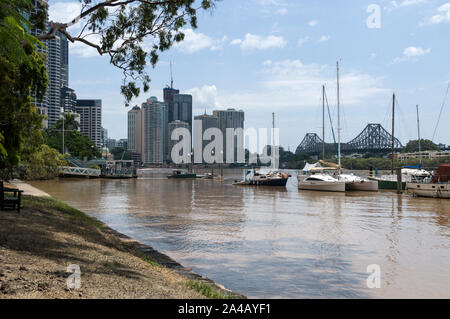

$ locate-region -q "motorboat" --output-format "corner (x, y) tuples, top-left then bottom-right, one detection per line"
(369, 167), (431, 190)
(234, 168), (290, 187)
(406, 164), (450, 199)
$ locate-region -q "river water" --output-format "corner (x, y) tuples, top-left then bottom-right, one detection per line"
(30, 170), (450, 298)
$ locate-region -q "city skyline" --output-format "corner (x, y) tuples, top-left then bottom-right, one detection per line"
(48, 0), (450, 150)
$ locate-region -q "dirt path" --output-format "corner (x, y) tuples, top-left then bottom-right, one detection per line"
(8, 179), (51, 197)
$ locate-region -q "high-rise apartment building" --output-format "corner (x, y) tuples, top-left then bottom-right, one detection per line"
(127, 106), (142, 156)
(61, 86), (77, 113)
(168, 120), (190, 163)
(76, 99), (102, 148)
(213, 109), (245, 162)
(30, 1), (69, 128)
(142, 97), (168, 164)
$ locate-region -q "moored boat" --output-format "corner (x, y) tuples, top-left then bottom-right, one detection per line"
(338, 174), (378, 191)
(298, 173), (346, 192)
(167, 170), (197, 179)
(234, 169), (290, 187)
(406, 164), (450, 199)
(369, 167), (431, 190)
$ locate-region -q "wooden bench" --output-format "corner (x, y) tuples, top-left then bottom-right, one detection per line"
(0, 181), (23, 213)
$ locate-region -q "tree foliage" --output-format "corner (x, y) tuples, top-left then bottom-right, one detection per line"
(0, 0), (48, 178)
(403, 139), (440, 153)
(18, 144), (68, 180)
(36, 0), (217, 105)
(44, 113), (101, 160)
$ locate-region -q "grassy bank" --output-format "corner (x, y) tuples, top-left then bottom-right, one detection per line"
(0, 195), (234, 299)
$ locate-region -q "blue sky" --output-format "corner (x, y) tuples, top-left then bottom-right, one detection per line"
(49, 0), (450, 150)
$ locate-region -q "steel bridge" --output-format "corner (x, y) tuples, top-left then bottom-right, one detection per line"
(295, 124), (403, 155)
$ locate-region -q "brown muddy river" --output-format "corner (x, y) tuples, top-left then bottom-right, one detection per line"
(30, 170), (450, 298)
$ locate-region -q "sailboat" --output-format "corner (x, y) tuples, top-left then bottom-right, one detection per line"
(234, 113), (290, 187)
(368, 97), (430, 189)
(333, 63), (378, 191)
(298, 65), (346, 192)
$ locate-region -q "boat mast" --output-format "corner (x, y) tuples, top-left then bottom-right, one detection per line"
(337, 61), (341, 171)
(322, 85), (325, 160)
(272, 112), (276, 170)
(391, 93), (395, 174)
(417, 104), (422, 165)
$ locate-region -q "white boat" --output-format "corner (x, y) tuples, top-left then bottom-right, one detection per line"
(406, 164), (450, 199)
(338, 174), (379, 191)
(406, 183), (450, 199)
(317, 160), (378, 192)
(298, 173), (346, 192)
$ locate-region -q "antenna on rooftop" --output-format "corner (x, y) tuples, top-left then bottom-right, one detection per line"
(170, 61), (174, 89)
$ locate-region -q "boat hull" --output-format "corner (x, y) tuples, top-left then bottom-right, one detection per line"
(298, 181), (346, 192)
(234, 178), (288, 187)
(368, 177), (406, 190)
(345, 180), (378, 191)
(167, 174), (197, 179)
(406, 183), (450, 199)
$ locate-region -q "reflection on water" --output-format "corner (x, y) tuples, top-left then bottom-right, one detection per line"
(31, 170), (450, 298)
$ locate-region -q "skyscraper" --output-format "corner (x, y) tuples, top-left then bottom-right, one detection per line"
(168, 120), (190, 163)
(30, 1), (69, 128)
(142, 97), (168, 164)
(173, 94), (193, 132)
(76, 99), (102, 148)
(213, 109), (245, 162)
(127, 106), (142, 156)
(101, 127), (108, 148)
(30, 0), (49, 126)
(61, 86), (77, 113)
(163, 87), (180, 122)
(194, 113), (219, 161)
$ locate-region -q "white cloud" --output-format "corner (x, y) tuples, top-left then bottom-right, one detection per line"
(317, 35), (331, 43)
(308, 20), (318, 27)
(231, 33), (287, 51)
(216, 59), (387, 112)
(420, 2), (450, 25)
(48, 1), (83, 31)
(297, 37), (310, 47)
(48, 1), (82, 23)
(275, 8), (288, 15)
(185, 85), (221, 113)
(393, 46), (431, 62)
(385, 0), (429, 12)
(174, 29), (228, 53)
(69, 34), (101, 58)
